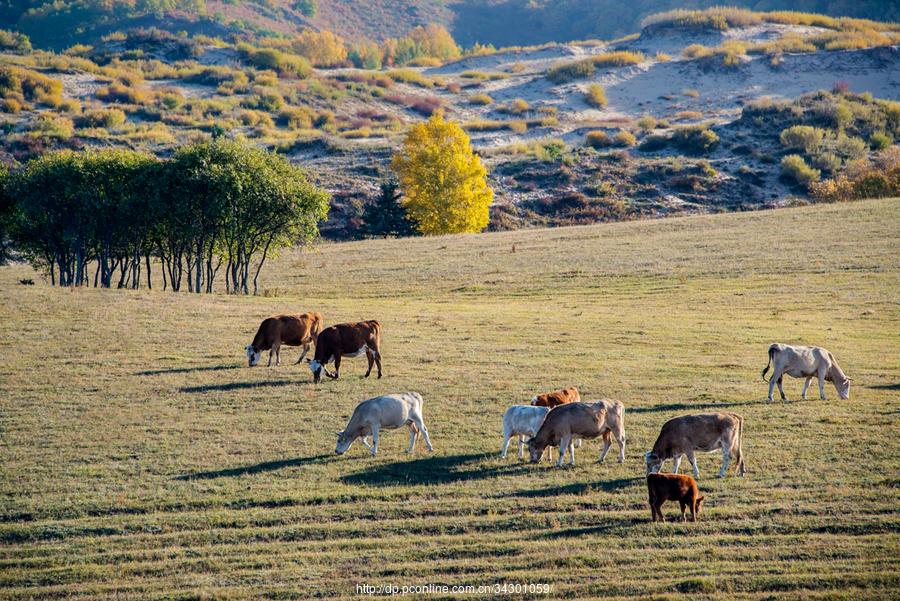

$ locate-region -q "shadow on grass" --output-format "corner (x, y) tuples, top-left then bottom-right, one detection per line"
(629, 400), (765, 414)
(176, 454), (332, 480)
(138, 364), (241, 376)
(542, 516), (645, 538)
(502, 477), (642, 498)
(179, 380), (296, 393)
(340, 452), (531, 486)
(869, 383), (900, 391)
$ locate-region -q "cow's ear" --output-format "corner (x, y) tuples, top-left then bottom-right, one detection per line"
(304, 358), (311, 363)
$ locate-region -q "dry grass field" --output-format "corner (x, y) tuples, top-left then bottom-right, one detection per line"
(1, 198), (899, 600)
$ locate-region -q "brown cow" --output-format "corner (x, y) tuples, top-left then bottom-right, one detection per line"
(308, 320), (382, 383)
(245, 312), (324, 367)
(531, 387), (580, 408)
(527, 400), (626, 467)
(645, 412), (745, 478)
(647, 473), (705, 522)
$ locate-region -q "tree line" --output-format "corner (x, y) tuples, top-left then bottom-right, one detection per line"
(0, 139), (329, 294)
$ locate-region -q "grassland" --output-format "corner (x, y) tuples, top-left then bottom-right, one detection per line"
(1, 198), (899, 599)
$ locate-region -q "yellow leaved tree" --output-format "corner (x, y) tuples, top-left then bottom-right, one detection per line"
(391, 112), (493, 235)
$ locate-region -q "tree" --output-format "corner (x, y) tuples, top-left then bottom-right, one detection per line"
(0, 163), (13, 264)
(391, 112), (493, 235)
(361, 179), (415, 238)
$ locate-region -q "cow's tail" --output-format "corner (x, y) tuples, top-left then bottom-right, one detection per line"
(735, 415), (745, 475)
(761, 345), (775, 382)
(312, 313), (325, 341)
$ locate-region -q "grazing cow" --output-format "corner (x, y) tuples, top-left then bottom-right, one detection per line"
(528, 400), (626, 467)
(531, 387), (581, 408)
(647, 473), (705, 522)
(501, 405), (552, 461)
(245, 312), (324, 367)
(335, 392), (433, 456)
(761, 343), (851, 402)
(308, 320), (382, 383)
(645, 412), (745, 478)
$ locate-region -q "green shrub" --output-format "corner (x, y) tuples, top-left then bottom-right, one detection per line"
(96, 84), (152, 105)
(639, 134), (669, 152)
(671, 126), (719, 153)
(833, 133), (868, 160)
(780, 125), (826, 153)
(76, 108), (127, 129)
(29, 114), (74, 139)
(585, 84), (608, 108)
(546, 59), (595, 84)
(0, 66), (63, 107)
(237, 43), (312, 78)
(636, 116), (657, 130)
(1, 98), (21, 113)
(781, 154), (820, 187)
(468, 93), (493, 105)
(810, 152), (842, 173)
(869, 131), (892, 150)
(279, 106), (314, 129)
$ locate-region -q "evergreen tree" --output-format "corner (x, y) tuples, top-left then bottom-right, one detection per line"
(361, 179), (415, 238)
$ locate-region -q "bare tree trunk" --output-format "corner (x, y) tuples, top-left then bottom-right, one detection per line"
(145, 254), (152, 290)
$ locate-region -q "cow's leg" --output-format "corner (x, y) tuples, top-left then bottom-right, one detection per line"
(654, 502), (665, 522)
(517, 435), (526, 459)
(331, 355), (341, 379)
(411, 414), (433, 451)
(364, 349), (375, 378)
(801, 377), (812, 400)
(672, 454), (683, 474)
(500, 431), (511, 458)
(296, 343), (310, 364)
(767, 367), (782, 401)
(406, 424), (418, 454)
(598, 431), (612, 463)
(557, 434), (572, 467)
(373, 351), (383, 379)
(680, 501), (688, 522)
(718, 446), (731, 478)
(267, 349), (274, 367)
(777, 375), (787, 401)
(370, 426), (380, 457)
(818, 367), (827, 400)
(687, 450), (700, 478)
(616, 430), (626, 463)
(575, 438), (582, 448)
(360, 436), (372, 451)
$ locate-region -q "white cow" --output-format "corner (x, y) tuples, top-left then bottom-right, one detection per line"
(335, 392), (433, 456)
(501, 405), (550, 460)
(761, 343), (851, 402)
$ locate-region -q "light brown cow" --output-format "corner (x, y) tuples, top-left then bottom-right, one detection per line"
(761, 343), (851, 402)
(528, 400), (626, 467)
(647, 473), (705, 522)
(645, 413), (745, 478)
(245, 312), (324, 367)
(531, 387), (581, 408)
(308, 320), (382, 383)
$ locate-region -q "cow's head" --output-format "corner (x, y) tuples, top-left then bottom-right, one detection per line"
(836, 376), (851, 400)
(645, 451), (662, 474)
(527, 438), (545, 463)
(308, 358), (323, 383)
(335, 430), (352, 454)
(245, 344), (261, 367)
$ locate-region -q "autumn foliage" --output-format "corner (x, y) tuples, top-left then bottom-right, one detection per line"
(391, 112), (493, 235)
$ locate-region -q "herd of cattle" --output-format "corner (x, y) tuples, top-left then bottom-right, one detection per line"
(245, 312), (853, 522)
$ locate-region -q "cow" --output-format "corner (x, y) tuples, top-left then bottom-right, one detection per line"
(245, 312), (324, 367)
(335, 392), (432, 456)
(647, 473), (705, 522)
(501, 405), (552, 461)
(528, 400), (626, 467)
(761, 343), (851, 402)
(531, 387), (581, 408)
(308, 320), (382, 384)
(645, 412), (745, 478)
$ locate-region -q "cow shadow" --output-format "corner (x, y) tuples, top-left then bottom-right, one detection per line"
(502, 476), (642, 498)
(543, 516), (645, 539)
(138, 364), (240, 376)
(175, 453), (332, 480)
(869, 383), (900, 391)
(340, 452), (531, 486)
(179, 380), (296, 393)
(629, 400), (764, 414)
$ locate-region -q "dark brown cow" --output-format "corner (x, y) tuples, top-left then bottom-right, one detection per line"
(647, 473), (705, 522)
(531, 387), (580, 408)
(308, 320), (382, 383)
(246, 312), (324, 367)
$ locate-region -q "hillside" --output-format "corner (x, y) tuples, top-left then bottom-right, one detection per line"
(1, 198), (898, 598)
(1, 7), (899, 238)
